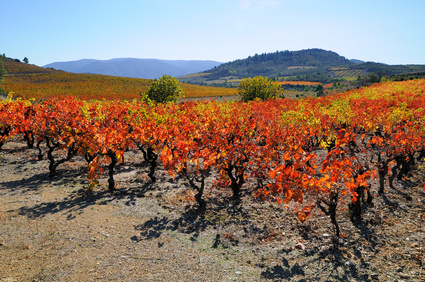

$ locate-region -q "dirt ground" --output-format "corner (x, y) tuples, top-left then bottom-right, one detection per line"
(1, 139), (424, 281)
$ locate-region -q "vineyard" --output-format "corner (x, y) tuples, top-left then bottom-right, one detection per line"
(2, 78), (425, 231)
(275, 81), (323, 86)
(2, 59), (237, 100)
(1, 79), (425, 280)
(330, 67), (364, 80)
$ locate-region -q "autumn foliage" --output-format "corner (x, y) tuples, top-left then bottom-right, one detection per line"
(1, 79), (425, 236)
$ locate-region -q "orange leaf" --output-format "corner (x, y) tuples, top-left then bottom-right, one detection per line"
(295, 206), (311, 223)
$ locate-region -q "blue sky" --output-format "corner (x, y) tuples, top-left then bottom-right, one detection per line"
(2, 0), (425, 66)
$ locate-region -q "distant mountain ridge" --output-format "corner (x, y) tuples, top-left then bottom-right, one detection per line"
(43, 49), (425, 85)
(44, 58), (222, 79)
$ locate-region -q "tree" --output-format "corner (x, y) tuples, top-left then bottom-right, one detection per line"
(142, 74), (185, 103)
(0, 57), (6, 95)
(315, 84), (324, 97)
(237, 76), (279, 102)
(0, 57), (5, 77)
(23, 57), (29, 64)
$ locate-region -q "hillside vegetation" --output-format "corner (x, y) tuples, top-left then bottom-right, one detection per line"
(2, 58), (236, 100)
(179, 48), (425, 86)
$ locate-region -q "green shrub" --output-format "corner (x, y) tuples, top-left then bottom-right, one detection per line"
(142, 74), (184, 103)
(237, 76), (279, 101)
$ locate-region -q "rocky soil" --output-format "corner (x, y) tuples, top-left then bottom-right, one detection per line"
(1, 139), (424, 281)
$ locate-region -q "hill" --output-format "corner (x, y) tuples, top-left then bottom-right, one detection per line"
(179, 48), (425, 86)
(44, 58), (222, 79)
(1, 57), (236, 100)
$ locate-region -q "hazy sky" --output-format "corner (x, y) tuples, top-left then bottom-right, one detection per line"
(2, 0), (425, 66)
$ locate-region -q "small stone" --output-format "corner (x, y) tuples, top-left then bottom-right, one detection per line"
(399, 273), (410, 279)
(323, 233), (330, 238)
(295, 242), (306, 250)
(345, 261), (354, 267)
(235, 271), (242, 275)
